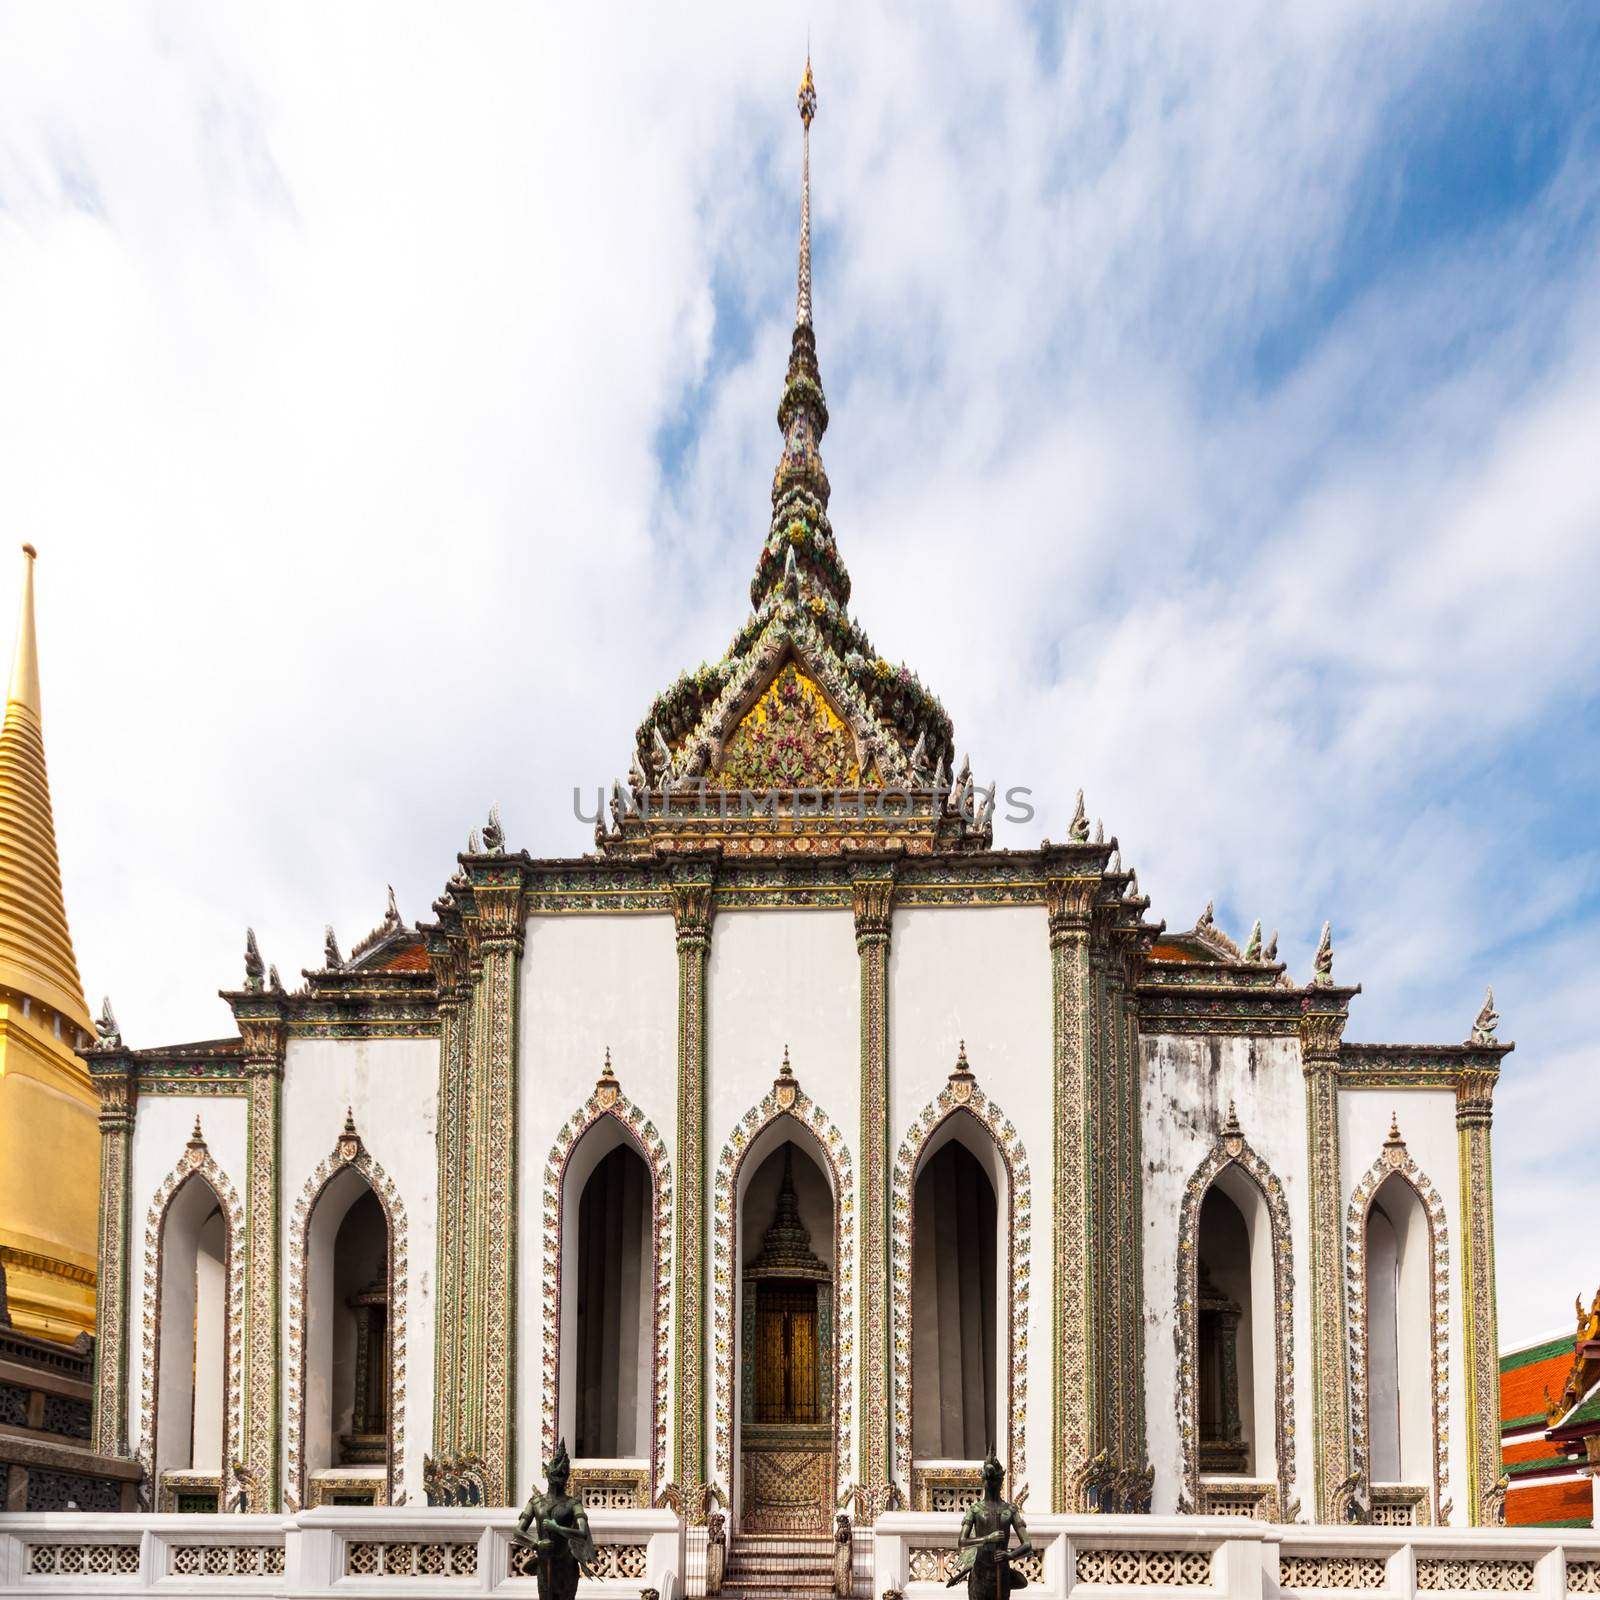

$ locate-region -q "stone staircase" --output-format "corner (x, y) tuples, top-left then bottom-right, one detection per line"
(721, 1533), (840, 1600)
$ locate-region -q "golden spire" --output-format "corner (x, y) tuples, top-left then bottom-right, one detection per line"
(796, 54), (817, 329)
(0, 544), (91, 1036)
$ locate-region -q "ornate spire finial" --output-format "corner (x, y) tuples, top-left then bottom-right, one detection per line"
(1469, 985), (1499, 1045)
(1222, 1100), (1242, 1140)
(189, 1115), (205, 1148)
(753, 52), (839, 613)
(343, 1106), (357, 1137)
(244, 927), (265, 992)
(1386, 1111), (1404, 1146)
(1068, 789), (1089, 843)
(93, 996), (121, 1050)
(796, 54), (817, 329)
(1312, 921), (1333, 985)
(780, 1043), (792, 1076)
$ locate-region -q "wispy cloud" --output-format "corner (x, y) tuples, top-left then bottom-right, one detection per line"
(1, 1), (1595, 1339)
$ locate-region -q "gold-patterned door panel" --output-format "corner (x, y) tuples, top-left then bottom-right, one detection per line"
(741, 1444), (832, 1533)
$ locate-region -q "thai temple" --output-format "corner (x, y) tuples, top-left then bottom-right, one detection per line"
(12, 56), (1599, 1600)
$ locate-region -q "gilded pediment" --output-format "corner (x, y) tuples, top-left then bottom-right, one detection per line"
(713, 660), (860, 791)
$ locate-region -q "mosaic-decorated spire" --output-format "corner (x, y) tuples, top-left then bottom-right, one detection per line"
(752, 54), (844, 611)
(623, 60), (959, 836)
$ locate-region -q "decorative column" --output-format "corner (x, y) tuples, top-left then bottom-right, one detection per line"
(851, 861), (895, 1512)
(467, 870), (525, 1505)
(85, 1048), (137, 1458)
(1047, 873), (1097, 1510)
(1103, 939), (1147, 1490)
(234, 994), (287, 1509)
(426, 906), (471, 1460)
(670, 863), (716, 1512)
(1298, 998), (1352, 1524)
(1457, 1062), (1504, 1525)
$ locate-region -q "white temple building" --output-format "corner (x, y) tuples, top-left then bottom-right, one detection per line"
(77, 62), (1516, 1555)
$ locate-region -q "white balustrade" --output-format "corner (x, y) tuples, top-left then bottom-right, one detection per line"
(871, 1511), (1600, 1600)
(0, 1505), (683, 1598)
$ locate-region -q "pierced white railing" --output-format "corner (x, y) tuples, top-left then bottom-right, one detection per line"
(871, 1512), (1600, 1599)
(0, 1506), (683, 1597)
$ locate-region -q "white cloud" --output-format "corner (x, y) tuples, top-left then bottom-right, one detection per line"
(1, 0), (1595, 1341)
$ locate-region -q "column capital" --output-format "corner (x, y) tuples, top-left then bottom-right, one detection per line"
(1297, 1002), (1352, 1066)
(1046, 875), (1097, 942)
(84, 1050), (138, 1126)
(670, 866), (718, 950)
(470, 877), (526, 956)
(1456, 1064), (1499, 1128)
(851, 865), (896, 944)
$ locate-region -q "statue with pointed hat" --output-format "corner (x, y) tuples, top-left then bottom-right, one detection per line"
(514, 1438), (596, 1600)
(947, 1449), (1032, 1600)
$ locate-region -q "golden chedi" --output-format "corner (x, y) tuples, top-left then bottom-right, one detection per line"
(0, 544), (96, 1342)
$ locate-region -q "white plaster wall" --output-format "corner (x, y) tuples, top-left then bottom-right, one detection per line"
(518, 912), (679, 1494)
(1141, 1033), (1311, 1516)
(280, 1037), (439, 1505)
(127, 1093), (249, 1456)
(889, 905), (1052, 1497)
(1338, 1087), (1463, 1521)
(706, 908), (859, 1503)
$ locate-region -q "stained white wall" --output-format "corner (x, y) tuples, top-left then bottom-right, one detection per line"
(1141, 1033), (1311, 1515)
(1337, 1087), (1462, 1518)
(127, 1093), (249, 1459)
(890, 905), (1052, 1496)
(518, 911), (679, 1494)
(706, 908), (859, 1507)
(280, 1036), (439, 1504)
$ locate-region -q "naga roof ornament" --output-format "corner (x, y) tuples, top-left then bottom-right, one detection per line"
(616, 58), (963, 858)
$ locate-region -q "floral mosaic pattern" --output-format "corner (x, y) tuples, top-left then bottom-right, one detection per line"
(137, 1136), (246, 1510)
(1344, 1130), (1450, 1523)
(713, 661), (860, 791)
(890, 1078), (1030, 1495)
(1175, 1121), (1297, 1517)
(283, 1124), (408, 1510)
(711, 1079), (854, 1507)
(540, 1078), (673, 1495)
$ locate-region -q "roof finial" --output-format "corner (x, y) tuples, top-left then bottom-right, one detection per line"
(796, 53), (817, 330)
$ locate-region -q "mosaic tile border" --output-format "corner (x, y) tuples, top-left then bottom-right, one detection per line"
(136, 1131), (245, 1510)
(540, 1072), (673, 1496)
(1175, 1115), (1297, 1518)
(1345, 1125), (1450, 1524)
(283, 1120), (409, 1510)
(711, 1075), (855, 1509)
(889, 1071), (1030, 1495)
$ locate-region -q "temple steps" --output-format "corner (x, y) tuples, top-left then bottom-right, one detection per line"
(722, 1533), (841, 1597)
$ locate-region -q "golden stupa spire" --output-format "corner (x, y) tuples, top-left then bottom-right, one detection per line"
(0, 544), (91, 1036)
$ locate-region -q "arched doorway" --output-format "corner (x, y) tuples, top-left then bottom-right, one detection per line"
(1365, 1174), (1433, 1488)
(1176, 1112), (1295, 1519)
(558, 1122), (653, 1469)
(152, 1175), (229, 1509)
(909, 1118), (1003, 1487)
(302, 1166), (393, 1505)
(738, 1134), (836, 1533)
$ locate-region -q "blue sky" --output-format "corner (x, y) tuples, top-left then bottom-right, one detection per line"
(1, 2), (1597, 1343)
